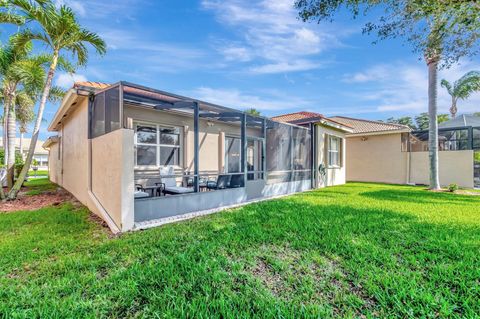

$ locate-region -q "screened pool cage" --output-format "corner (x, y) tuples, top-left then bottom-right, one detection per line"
(86, 82), (315, 220)
(404, 127), (480, 152)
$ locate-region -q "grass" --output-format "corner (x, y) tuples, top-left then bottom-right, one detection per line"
(1, 182), (479, 318)
(23, 178), (57, 196)
(28, 170), (49, 177)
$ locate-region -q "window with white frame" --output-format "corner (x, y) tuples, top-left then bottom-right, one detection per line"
(135, 123), (181, 167)
(328, 135), (342, 167)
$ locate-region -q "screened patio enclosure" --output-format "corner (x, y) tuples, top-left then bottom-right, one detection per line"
(88, 82), (314, 223)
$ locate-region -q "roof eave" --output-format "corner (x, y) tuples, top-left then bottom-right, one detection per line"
(346, 128), (411, 137)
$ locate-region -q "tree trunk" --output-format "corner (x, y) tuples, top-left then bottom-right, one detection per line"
(450, 97), (457, 119)
(19, 132), (24, 158)
(2, 88), (9, 167)
(8, 52), (59, 199)
(427, 58), (441, 190)
(6, 91), (17, 189)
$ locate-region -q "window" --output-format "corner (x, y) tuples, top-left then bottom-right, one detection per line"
(247, 138), (264, 180)
(134, 123), (181, 167)
(225, 136), (241, 173)
(328, 135), (342, 167)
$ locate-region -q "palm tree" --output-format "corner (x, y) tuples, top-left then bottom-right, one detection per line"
(0, 37), (45, 188)
(7, 1), (106, 199)
(441, 71), (480, 118)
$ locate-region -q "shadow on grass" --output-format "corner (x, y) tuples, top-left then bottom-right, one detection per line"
(1, 190), (479, 318)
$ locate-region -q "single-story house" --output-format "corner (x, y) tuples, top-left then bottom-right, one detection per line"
(271, 112), (352, 187)
(0, 137), (49, 169)
(44, 81), (351, 233)
(330, 115), (480, 188)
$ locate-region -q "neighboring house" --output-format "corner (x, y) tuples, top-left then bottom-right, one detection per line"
(0, 137), (49, 169)
(330, 115), (480, 188)
(44, 81), (350, 233)
(271, 112), (352, 187)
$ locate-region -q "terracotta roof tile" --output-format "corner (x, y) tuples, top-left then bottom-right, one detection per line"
(73, 81), (110, 90)
(271, 111), (324, 122)
(329, 116), (411, 134)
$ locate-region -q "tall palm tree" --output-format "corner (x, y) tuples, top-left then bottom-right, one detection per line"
(8, 1), (106, 199)
(441, 71), (480, 118)
(0, 37), (45, 188)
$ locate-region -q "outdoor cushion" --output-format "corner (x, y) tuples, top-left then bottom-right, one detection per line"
(134, 190), (150, 198)
(164, 186), (194, 194)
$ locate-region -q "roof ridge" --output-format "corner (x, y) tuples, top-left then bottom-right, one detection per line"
(331, 115), (410, 129)
(272, 110), (324, 118)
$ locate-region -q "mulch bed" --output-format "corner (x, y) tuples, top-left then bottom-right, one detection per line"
(0, 188), (74, 213)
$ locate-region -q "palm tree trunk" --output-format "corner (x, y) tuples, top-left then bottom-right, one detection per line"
(450, 97), (457, 119)
(427, 58), (441, 190)
(8, 52), (59, 199)
(3, 88), (9, 167)
(19, 132), (24, 158)
(6, 92), (17, 189)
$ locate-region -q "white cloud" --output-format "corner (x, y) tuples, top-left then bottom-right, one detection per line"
(192, 87), (312, 111)
(55, 0), (86, 16)
(202, 0), (343, 74)
(219, 46), (252, 62)
(346, 60), (480, 115)
(55, 73), (87, 88)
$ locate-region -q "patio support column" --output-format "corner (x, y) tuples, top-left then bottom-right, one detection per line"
(262, 119), (267, 180)
(310, 122), (316, 189)
(241, 113), (247, 186)
(193, 102), (200, 193)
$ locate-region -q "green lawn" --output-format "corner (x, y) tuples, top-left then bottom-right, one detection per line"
(28, 170), (49, 177)
(23, 177), (57, 195)
(1, 182), (479, 318)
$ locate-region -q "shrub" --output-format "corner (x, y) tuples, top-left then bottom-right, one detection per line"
(448, 183), (459, 192)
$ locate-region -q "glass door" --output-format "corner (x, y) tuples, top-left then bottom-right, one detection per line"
(247, 138), (264, 180)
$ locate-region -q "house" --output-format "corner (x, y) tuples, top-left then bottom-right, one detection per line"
(0, 137), (49, 169)
(44, 81), (351, 233)
(330, 115), (480, 188)
(271, 112), (352, 187)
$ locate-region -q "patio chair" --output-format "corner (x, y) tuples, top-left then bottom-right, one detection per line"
(158, 166), (194, 195)
(229, 174), (244, 188)
(134, 183), (150, 199)
(206, 174), (231, 190)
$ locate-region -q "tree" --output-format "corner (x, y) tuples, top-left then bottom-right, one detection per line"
(0, 37), (45, 189)
(295, 0), (480, 190)
(245, 108), (261, 116)
(5, 0), (106, 199)
(415, 112), (449, 130)
(386, 116), (416, 130)
(441, 71), (480, 118)
(474, 112), (480, 117)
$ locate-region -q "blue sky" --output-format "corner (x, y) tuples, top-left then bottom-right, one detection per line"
(8, 0), (480, 139)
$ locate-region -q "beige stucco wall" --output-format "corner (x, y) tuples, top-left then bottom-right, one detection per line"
(47, 142), (61, 184)
(345, 133), (409, 184)
(91, 129), (135, 231)
(410, 150), (474, 188)
(53, 97), (90, 204)
(124, 104), (261, 175)
(315, 124), (346, 187)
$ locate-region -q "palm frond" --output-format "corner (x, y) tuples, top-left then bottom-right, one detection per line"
(0, 11), (25, 25)
(47, 85), (65, 102)
(454, 71), (480, 100)
(440, 79), (453, 95)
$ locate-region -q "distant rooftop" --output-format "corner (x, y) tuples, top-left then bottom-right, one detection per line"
(271, 111), (325, 123)
(272, 111), (352, 128)
(439, 114), (480, 129)
(329, 116), (411, 134)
